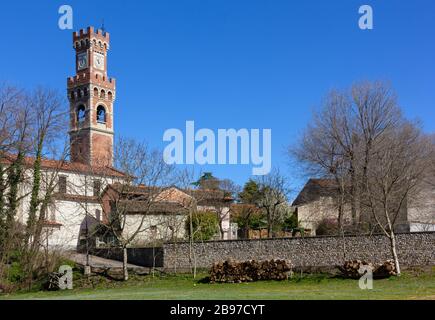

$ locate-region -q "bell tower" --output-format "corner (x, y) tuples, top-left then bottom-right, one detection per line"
(67, 26), (116, 167)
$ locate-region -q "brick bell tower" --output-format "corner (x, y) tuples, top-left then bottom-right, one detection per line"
(67, 26), (116, 167)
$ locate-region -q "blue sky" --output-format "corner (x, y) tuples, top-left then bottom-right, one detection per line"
(1, 0), (435, 197)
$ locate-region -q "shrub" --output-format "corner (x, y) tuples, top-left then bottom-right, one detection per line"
(282, 213), (298, 231)
(7, 261), (26, 283)
(185, 211), (219, 241)
(315, 218), (339, 235)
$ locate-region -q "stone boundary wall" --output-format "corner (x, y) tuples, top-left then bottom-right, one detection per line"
(90, 247), (164, 268)
(163, 232), (435, 271)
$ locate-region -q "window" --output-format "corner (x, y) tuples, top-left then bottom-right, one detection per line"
(95, 209), (101, 222)
(93, 179), (101, 197)
(77, 105), (85, 123)
(41, 206), (48, 220)
(58, 176), (67, 194)
(97, 106), (106, 124)
(150, 225), (158, 237)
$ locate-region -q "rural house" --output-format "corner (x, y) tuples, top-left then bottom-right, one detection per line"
(99, 184), (234, 245)
(292, 178), (435, 235)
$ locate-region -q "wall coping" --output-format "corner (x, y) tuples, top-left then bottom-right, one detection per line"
(163, 231), (435, 246)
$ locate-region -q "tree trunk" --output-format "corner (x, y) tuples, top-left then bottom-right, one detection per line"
(218, 218), (225, 240)
(241, 227), (249, 239)
(123, 246), (129, 281)
(267, 223), (273, 238)
(26, 142), (43, 242)
(6, 151), (24, 229)
(350, 165), (357, 226)
(384, 207), (401, 276)
(217, 209), (226, 240)
(389, 230), (401, 276)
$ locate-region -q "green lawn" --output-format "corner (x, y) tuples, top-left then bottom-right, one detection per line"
(1, 271), (435, 300)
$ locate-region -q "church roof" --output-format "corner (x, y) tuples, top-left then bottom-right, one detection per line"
(1, 153), (129, 178)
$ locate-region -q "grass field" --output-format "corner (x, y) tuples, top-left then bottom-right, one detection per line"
(1, 270), (435, 300)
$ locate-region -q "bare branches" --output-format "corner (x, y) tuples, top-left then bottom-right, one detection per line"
(93, 137), (180, 280)
(255, 168), (291, 237)
(0, 84), (70, 288)
(290, 81), (433, 275)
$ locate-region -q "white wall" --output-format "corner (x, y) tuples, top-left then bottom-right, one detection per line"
(408, 181), (435, 229)
(16, 167), (121, 250)
(410, 223), (435, 232)
(15, 167), (233, 249)
(296, 197), (352, 235)
(123, 214), (187, 246)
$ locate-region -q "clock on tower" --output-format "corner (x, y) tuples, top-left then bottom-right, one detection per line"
(67, 26), (116, 167)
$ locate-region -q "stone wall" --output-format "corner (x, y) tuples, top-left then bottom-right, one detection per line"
(163, 232), (435, 271)
(91, 247), (164, 267)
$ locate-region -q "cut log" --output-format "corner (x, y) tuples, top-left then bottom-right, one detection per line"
(209, 259), (292, 283)
(337, 259), (397, 279)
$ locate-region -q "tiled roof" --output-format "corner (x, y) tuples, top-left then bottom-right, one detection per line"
(2, 153), (128, 178)
(106, 183), (233, 203)
(118, 200), (189, 215)
(292, 179), (338, 206)
(104, 184), (234, 215)
(53, 193), (100, 203)
(42, 220), (63, 227)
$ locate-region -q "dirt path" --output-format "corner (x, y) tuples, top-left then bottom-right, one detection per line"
(66, 251), (154, 274)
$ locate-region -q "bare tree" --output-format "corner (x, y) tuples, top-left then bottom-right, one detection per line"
(99, 137), (176, 280)
(173, 168), (202, 277)
(0, 85), (69, 288)
(0, 84), (28, 274)
(24, 89), (67, 242)
(292, 82), (403, 232)
(21, 88), (68, 288)
(361, 122), (433, 275)
(428, 134), (435, 187)
(290, 81), (433, 275)
(255, 169), (290, 238)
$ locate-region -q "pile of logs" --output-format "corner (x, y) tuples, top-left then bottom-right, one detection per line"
(337, 259), (397, 279)
(373, 260), (397, 278)
(210, 259), (292, 283)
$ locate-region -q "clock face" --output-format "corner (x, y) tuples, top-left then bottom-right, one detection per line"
(94, 53), (105, 70)
(77, 52), (88, 70)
